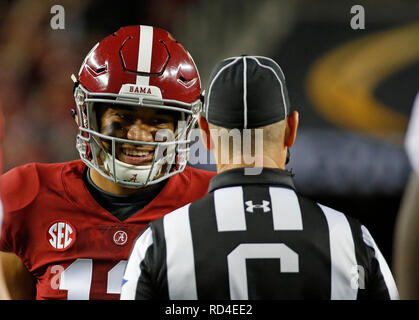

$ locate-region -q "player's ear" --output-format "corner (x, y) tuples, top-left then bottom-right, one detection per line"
(284, 110), (299, 149)
(198, 116), (212, 150)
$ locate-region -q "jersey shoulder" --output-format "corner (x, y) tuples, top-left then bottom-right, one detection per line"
(1, 160), (84, 212)
(184, 166), (216, 180)
(182, 166), (216, 198)
(1, 163), (41, 212)
(183, 166), (216, 189)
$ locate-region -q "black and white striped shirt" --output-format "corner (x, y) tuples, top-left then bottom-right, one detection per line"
(121, 168), (399, 300)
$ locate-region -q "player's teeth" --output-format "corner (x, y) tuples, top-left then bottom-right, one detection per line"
(124, 149), (149, 156)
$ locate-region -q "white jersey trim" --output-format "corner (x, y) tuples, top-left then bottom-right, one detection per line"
(319, 204), (358, 300)
(164, 204), (198, 299)
(361, 225), (400, 300)
(214, 187), (247, 232)
(120, 227), (153, 300)
(269, 187), (303, 230)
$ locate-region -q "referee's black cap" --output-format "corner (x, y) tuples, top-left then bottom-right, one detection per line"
(203, 55), (291, 129)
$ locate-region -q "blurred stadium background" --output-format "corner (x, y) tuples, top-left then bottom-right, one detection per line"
(0, 0), (418, 266)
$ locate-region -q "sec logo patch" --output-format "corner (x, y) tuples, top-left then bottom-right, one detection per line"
(47, 221), (76, 250)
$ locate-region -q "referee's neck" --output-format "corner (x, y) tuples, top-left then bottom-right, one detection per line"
(216, 156), (285, 174)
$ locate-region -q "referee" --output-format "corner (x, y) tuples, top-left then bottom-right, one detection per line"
(121, 55), (399, 300)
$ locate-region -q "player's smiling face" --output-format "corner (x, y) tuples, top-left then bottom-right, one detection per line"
(96, 104), (177, 166)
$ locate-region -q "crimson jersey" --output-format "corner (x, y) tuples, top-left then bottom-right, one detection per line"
(0, 160), (215, 300)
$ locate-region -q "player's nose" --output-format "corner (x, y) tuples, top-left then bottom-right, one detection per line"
(126, 120), (154, 142)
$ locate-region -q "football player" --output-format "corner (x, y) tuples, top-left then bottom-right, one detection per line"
(0, 25), (214, 300)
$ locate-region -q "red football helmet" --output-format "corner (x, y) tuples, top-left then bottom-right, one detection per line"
(72, 25), (202, 187)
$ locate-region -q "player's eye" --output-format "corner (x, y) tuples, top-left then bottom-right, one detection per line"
(101, 121), (125, 137)
(115, 113), (133, 121)
(152, 118), (166, 124)
(152, 116), (175, 126)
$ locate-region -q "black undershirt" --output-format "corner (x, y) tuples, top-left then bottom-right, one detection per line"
(83, 168), (167, 222)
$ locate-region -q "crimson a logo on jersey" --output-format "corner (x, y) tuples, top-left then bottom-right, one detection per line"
(47, 221), (76, 251)
(113, 230), (128, 246)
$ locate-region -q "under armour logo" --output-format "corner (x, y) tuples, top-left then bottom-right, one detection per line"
(245, 200), (271, 213)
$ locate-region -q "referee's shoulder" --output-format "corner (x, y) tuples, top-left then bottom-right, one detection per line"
(296, 192), (363, 228)
(310, 197), (365, 236)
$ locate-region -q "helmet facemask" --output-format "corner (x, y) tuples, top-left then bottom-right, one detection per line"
(74, 83), (200, 188)
(73, 26), (203, 187)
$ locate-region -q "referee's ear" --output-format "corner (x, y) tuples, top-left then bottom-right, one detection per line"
(284, 110), (299, 149)
(198, 116), (213, 151)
